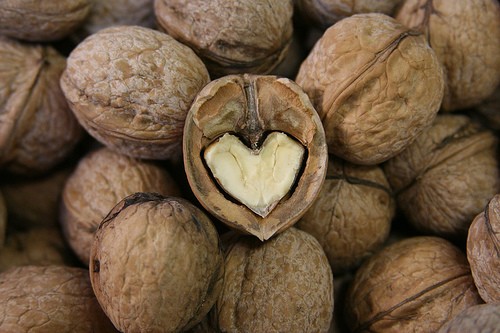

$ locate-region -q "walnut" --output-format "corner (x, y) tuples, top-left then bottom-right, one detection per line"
(296, 13), (444, 165)
(72, 0), (155, 42)
(1, 166), (72, 229)
(297, 0), (404, 29)
(345, 236), (483, 333)
(154, 0), (294, 78)
(0, 228), (77, 272)
(384, 114), (499, 238)
(0, 0), (91, 42)
(396, 0), (500, 111)
(213, 227), (334, 333)
(296, 156), (394, 274)
(183, 74), (328, 240)
(60, 147), (180, 265)
(60, 25), (210, 161)
(0, 265), (118, 332)
(437, 303), (500, 333)
(467, 194), (500, 303)
(89, 193), (224, 333)
(0, 37), (83, 175)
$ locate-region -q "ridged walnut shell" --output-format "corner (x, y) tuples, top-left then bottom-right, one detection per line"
(61, 147), (180, 265)
(296, 156), (394, 274)
(0, 0), (91, 41)
(345, 236), (483, 333)
(296, 13), (444, 165)
(467, 194), (500, 303)
(60, 25), (210, 161)
(437, 303), (500, 333)
(0, 37), (83, 175)
(384, 115), (499, 238)
(0, 265), (118, 333)
(214, 227), (334, 333)
(154, 0), (293, 78)
(396, 0), (500, 111)
(183, 74), (328, 240)
(89, 193), (224, 333)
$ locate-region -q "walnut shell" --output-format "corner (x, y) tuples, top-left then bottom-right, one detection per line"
(384, 114), (499, 238)
(214, 227), (334, 333)
(0, 37), (83, 175)
(396, 0), (500, 111)
(0, 0), (91, 41)
(345, 236), (483, 333)
(0, 228), (77, 272)
(296, 156), (394, 273)
(154, 0), (293, 78)
(467, 194), (500, 303)
(0, 265), (118, 332)
(89, 193), (224, 333)
(60, 25), (210, 161)
(297, 0), (403, 29)
(437, 303), (500, 333)
(183, 74), (327, 240)
(60, 147), (180, 265)
(296, 13), (444, 165)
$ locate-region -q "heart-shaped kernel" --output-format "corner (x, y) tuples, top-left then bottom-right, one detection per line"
(204, 132), (305, 217)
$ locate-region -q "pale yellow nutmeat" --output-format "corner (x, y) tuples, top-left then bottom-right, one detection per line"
(204, 132), (305, 218)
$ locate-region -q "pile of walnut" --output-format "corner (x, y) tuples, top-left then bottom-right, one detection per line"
(0, 0), (499, 332)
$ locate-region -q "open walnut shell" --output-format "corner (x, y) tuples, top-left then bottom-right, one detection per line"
(183, 74), (327, 240)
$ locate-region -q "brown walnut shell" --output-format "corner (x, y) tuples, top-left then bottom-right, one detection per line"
(0, 37), (83, 175)
(296, 13), (444, 165)
(214, 227), (334, 333)
(183, 74), (328, 240)
(437, 303), (500, 333)
(384, 114), (499, 238)
(0, 265), (118, 333)
(345, 236), (483, 333)
(296, 156), (394, 274)
(60, 147), (180, 265)
(89, 193), (224, 333)
(154, 0), (293, 78)
(467, 194), (500, 303)
(396, 0), (500, 111)
(0, 0), (91, 42)
(60, 25), (210, 161)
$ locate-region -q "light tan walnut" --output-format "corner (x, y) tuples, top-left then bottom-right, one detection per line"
(0, 37), (83, 175)
(0, 265), (118, 332)
(396, 0), (500, 111)
(345, 236), (483, 333)
(60, 26), (210, 161)
(60, 147), (180, 265)
(437, 304), (500, 333)
(154, 0), (293, 78)
(296, 13), (444, 165)
(214, 227), (334, 333)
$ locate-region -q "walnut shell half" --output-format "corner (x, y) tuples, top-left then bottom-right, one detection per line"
(183, 74), (328, 240)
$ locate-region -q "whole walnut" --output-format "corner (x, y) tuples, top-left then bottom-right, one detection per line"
(0, 0), (91, 41)
(296, 13), (444, 165)
(384, 114), (499, 239)
(437, 303), (500, 333)
(154, 0), (294, 78)
(60, 25), (210, 161)
(467, 194), (500, 303)
(0, 265), (118, 332)
(297, 0), (403, 29)
(60, 147), (180, 265)
(345, 236), (483, 333)
(0, 37), (83, 175)
(213, 227), (334, 333)
(90, 193), (224, 333)
(1, 165), (72, 229)
(296, 156), (394, 274)
(396, 0), (500, 111)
